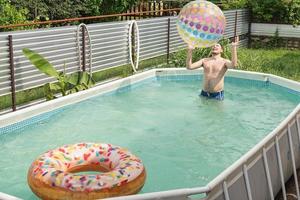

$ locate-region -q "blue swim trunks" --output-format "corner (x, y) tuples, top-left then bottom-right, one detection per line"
(200, 90), (224, 100)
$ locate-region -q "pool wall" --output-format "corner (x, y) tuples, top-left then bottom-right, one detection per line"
(0, 68), (300, 200)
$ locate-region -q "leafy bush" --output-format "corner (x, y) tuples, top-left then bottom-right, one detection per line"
(249, 0), (300, 26)
(10, 0), (138, 21)
(23, 48), (95, 100)
(0, 0), (29, 29)
(220, 0), (248, 10)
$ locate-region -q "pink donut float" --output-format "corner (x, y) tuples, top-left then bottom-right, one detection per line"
(28, 143), (146, 200)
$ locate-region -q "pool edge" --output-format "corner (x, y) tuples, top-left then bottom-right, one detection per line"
(0, 68), (300, 200)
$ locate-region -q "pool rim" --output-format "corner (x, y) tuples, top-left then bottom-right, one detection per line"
(0, 68), (299, 200)
(1, 68), (299, 129)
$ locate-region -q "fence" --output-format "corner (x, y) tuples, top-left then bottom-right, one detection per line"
(251, 23), (300, 38)
(0, 9), (250, 113)
(123, 0), (177, 20)
(250, 23), (300, 49)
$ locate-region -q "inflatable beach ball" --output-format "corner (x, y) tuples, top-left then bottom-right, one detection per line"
(177, 0), (226, 48)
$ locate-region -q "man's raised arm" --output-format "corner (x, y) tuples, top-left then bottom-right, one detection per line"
(225, 36), (239, 68)
(186, 46), (204, 70)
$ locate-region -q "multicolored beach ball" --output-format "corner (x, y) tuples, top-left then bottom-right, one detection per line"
(177, 0), (226, 48)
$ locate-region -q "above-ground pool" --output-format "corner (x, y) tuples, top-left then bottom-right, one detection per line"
(0, 69), (299, 200)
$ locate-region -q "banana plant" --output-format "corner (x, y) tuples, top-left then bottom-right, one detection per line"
(23, 48), (95, 100)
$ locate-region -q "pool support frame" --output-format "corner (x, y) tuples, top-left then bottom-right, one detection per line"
(0, 68), (300, 200)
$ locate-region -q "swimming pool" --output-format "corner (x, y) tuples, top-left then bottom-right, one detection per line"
(0, 69), (299, 200)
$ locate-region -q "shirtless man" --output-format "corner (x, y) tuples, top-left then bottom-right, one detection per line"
(186, 37), (239, 100)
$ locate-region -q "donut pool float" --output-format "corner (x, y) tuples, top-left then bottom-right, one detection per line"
(27, 143), (146, 199)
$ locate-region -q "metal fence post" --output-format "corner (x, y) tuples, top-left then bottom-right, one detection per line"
(248, 9), (252, 48)
(158, 1), (161, 16)
(8, 35), (16, 111)
(153, 1), (156, 17)
(234, 11), (238, 39)
(167, 18), (170, 64)
(148, 2), (151, 18)
(131, 22), (136, 69)
(82, 25), (86, 72)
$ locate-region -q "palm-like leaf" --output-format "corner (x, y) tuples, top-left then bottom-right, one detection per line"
(23, 48), (59, 78)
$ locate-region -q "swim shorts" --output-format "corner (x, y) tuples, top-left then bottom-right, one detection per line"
(200, 90), (224, 100)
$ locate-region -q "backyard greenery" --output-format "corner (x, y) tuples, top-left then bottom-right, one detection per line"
(1, 0), (300, 28)
(23, 48), (95, 100)
(170, 47), (300, 82)
(0, 55), (166, 110)
(248, 0), (300, 26)
(222, 0), (300, 26)
(0, 0), (299, 111)
(238, 48), (300, 81)
(10, 0), (138, 20)
(1, 47), (299, 111)
(0, 0), (28, 30)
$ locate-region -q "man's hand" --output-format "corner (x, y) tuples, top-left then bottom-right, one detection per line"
(230, 36), (239, 68)
(186, 44), (203, 70)
(231, 36), (239, 47)
(188, 44), (195, 50)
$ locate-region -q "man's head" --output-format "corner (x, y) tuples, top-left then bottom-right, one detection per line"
(211, 43), (223, 55)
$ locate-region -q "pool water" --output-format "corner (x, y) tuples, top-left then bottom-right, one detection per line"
(0, 75), (299, 199)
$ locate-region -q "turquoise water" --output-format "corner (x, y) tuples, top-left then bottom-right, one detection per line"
(0, 75), (299, 199)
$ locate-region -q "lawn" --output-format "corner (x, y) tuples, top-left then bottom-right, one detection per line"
(238, 48), (300, 82)
(0, 48), (299, 111)
(170, 47), (300, 82)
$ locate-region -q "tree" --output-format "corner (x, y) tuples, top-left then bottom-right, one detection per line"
(10, 0), (83, 20)
(248, 0), (300, 26)
(285, 0), (300, 26)
(220, 0), (248, 10)
(0, 0), (28, 29)
(10, 0), (139, 21)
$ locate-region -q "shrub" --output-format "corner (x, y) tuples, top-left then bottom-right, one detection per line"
(0, 0), (29, 30)
(23, 48), (95, 100)
(249, 0), (300, 26)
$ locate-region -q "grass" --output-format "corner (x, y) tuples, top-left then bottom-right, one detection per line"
(0, 87), (44, 111)
(238, 48), (300, 81)
(170, 47), (300, 82)
(0, 55), (168, 111)
(1, 48), (300, 111)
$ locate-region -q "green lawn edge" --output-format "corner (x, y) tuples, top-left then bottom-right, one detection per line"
(1, 48), (300, 111)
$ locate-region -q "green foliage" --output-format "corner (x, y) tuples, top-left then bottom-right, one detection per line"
(0, 86), (44, 110)
(238, 48), (300, 81)
(9, 0), (138, 23)
(220, 0), (248, 10)
(169, 46), (300, 82)
(23, 49), (59, 78)
(286, 0), (300, 27)
(1, 48), (300, 111)
(2, 0), (299, 27)
(0, 0), (29, 29)
(11, 0), (87, 21)
(270, 28), (282, 48)
(249, 0), (300, 26)
(23, 48), (95, 100)
(99, 0), (137, 15)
